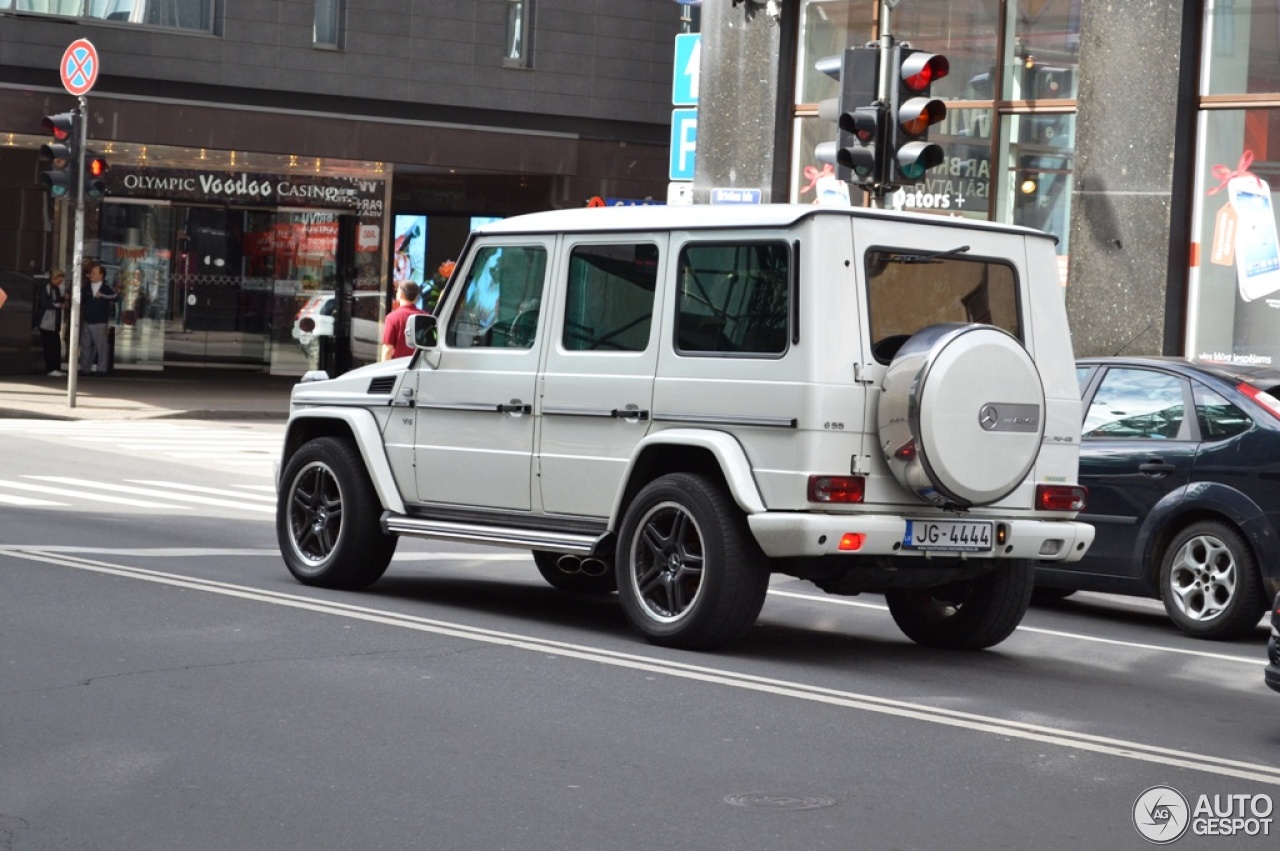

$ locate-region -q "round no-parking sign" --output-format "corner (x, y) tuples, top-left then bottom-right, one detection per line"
(60, 38), (100, 96)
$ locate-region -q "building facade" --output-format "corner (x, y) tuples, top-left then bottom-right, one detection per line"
(0, 1), (680, 375)
(696, 0), (1277, 369)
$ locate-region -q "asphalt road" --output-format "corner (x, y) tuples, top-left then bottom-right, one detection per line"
(1, 421), (1277, 850)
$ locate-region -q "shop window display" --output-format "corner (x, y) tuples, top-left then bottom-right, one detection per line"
(1190, 108), (1280, 367)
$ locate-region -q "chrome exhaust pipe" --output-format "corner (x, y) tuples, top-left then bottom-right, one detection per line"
(556, 554), (582, 575)
(580, 557), (610, 578)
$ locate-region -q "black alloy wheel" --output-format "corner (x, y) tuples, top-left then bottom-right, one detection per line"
(276, 437), (396, 589)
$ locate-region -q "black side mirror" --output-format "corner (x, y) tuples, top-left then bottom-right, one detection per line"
(407, 313), (439, 350)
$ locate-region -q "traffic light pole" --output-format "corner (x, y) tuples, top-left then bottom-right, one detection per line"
(873, 2), (897, 206)
(66, 95), (87, 408)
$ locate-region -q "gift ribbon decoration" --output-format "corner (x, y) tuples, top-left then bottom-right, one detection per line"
(1207, 150), (1261, 195)
(800, 163), (834, 197)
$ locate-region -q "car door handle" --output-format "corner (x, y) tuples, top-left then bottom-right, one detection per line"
(610, 407), (650, 421)
(1139, 460), (1177, 476)
(497, 402), (532, 415)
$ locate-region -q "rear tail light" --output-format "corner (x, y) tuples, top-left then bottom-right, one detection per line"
(808, 475), (865, 504)
(1036, 484), (1087, 512)
(1238, 382), (1280, 422)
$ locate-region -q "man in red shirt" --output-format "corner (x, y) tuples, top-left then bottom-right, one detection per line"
(380, 281), (427, 361)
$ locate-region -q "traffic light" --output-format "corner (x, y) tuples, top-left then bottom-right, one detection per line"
(39, 111), (79, 199)
(886, 48), (949, 186)
(84, 152), (109, 200)
(814, 47), (883, 188)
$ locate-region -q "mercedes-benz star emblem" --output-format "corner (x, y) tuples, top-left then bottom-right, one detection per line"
(978, 404), (1000, 431)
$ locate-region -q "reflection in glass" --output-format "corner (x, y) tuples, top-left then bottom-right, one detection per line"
(1002, 0), (1081, 101)
(1204, 0), (1280, 95)
(996, 112), (1075, 254)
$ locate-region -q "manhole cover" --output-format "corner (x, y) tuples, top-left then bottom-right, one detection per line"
(723, 794), (837, 811)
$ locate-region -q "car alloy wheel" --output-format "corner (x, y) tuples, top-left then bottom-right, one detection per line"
(1159, 520), (1266, 640)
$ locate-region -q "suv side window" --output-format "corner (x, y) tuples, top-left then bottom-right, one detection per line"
(446, 245), (547, 349)
(866, 250), (1021, 363)
(562, 243), (659, 352)
(1083, 368), (1189, 439)
(675, 242), (790, 356)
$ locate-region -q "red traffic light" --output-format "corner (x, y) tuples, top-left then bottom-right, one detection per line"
(900, 53), (950, 93)
(88, 156), (108, 177)
(41, 111), (76, 141)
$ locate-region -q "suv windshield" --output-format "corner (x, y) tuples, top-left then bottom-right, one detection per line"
(866, 249), (1021, 363)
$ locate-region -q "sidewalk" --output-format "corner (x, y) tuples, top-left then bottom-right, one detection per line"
(0, 367), (298, 421)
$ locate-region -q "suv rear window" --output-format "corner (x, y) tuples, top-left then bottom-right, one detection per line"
(675, 242), (790, 356)
(866, 249), (1021, 363)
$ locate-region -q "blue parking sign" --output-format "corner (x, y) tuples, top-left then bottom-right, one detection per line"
(670, 108), (697, 181)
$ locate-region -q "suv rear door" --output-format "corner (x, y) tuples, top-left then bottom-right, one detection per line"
(537, 236), (666, 517)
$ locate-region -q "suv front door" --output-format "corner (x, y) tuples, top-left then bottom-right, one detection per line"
(412, 239), (551, 511)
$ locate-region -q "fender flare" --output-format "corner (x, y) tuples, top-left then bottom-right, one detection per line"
(281, 407), (406, 515)
(610, 428), (765, 527)
(1137, 481), (1274, 581)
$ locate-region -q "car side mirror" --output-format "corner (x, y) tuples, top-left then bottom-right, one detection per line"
(407, 313), (438, 351)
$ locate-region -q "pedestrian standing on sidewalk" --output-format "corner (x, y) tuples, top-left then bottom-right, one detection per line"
(380, 280), (426, 361)
(34, 269), (68, 376)
(79, 262), (117, 376)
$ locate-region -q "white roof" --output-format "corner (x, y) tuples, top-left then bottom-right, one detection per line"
(473, 203), (1051, 241)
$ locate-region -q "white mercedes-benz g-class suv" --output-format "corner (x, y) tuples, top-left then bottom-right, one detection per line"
(275, 204), (1093, 651)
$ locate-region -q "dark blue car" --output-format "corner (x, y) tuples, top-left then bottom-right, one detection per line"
(1035, 357), (1280, 640)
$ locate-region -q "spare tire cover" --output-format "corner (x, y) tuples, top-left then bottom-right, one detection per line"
(878, 323), (1045, 507)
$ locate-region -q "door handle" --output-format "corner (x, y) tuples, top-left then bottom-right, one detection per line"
(496, 402), (531, 415)
(1139, 460), (1177, 476)
(610, 407), (650, 421)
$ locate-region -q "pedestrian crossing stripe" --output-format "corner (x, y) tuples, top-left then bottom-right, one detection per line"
(31, 476), (275, 513)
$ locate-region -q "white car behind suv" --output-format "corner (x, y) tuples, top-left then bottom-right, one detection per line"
(275, 204), (1093, 651)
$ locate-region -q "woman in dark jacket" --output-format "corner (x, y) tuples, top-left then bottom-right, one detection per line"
(34, 270), (67, 376)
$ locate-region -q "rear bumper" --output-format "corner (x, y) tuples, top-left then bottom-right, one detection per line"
(747, 513), (1094, 562)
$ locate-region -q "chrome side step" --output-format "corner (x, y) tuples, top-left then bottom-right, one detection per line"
(382, 514), (603, 554)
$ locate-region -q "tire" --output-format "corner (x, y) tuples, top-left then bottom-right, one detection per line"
(277, 437), (397, 589)
(1030, 586), (1076, 605)
(885, 560), (1034, 650)
(616, 473), (769, 650)
(532, 551), (617, 594)
(1159, 520), (1266, 640)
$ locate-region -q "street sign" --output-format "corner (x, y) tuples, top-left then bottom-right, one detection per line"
(60, 39), (99, 96)
(670, 108), (697, 181)
(667, 183), (694, 205)
(672, 33), (701, 106)
(711, 188), (763, 205)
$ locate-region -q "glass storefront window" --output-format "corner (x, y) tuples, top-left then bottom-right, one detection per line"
(889, 0), (1001, 102)
(996, 112), (1075, 255)
(1188, 108), (1280, 366)
(1001, 1), (1081, 101)
(0, 0), (214, 30)
(795, 0), (875, 106)
(98, 203), (174, 369)
(1203, 0), (1280, 95)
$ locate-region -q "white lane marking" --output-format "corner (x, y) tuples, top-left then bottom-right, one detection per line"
(0, 479), (189, 509)
(768, 589), (1267, 667)
(0, 493), (66, 507)
(29, 476), (274, 514)
(0, 546), (531, 561)
(5, 548), (1279, 787)
(127, 480), (276, 502)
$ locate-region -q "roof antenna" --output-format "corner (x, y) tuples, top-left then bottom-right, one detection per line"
(1112, 321), (1154, 357)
